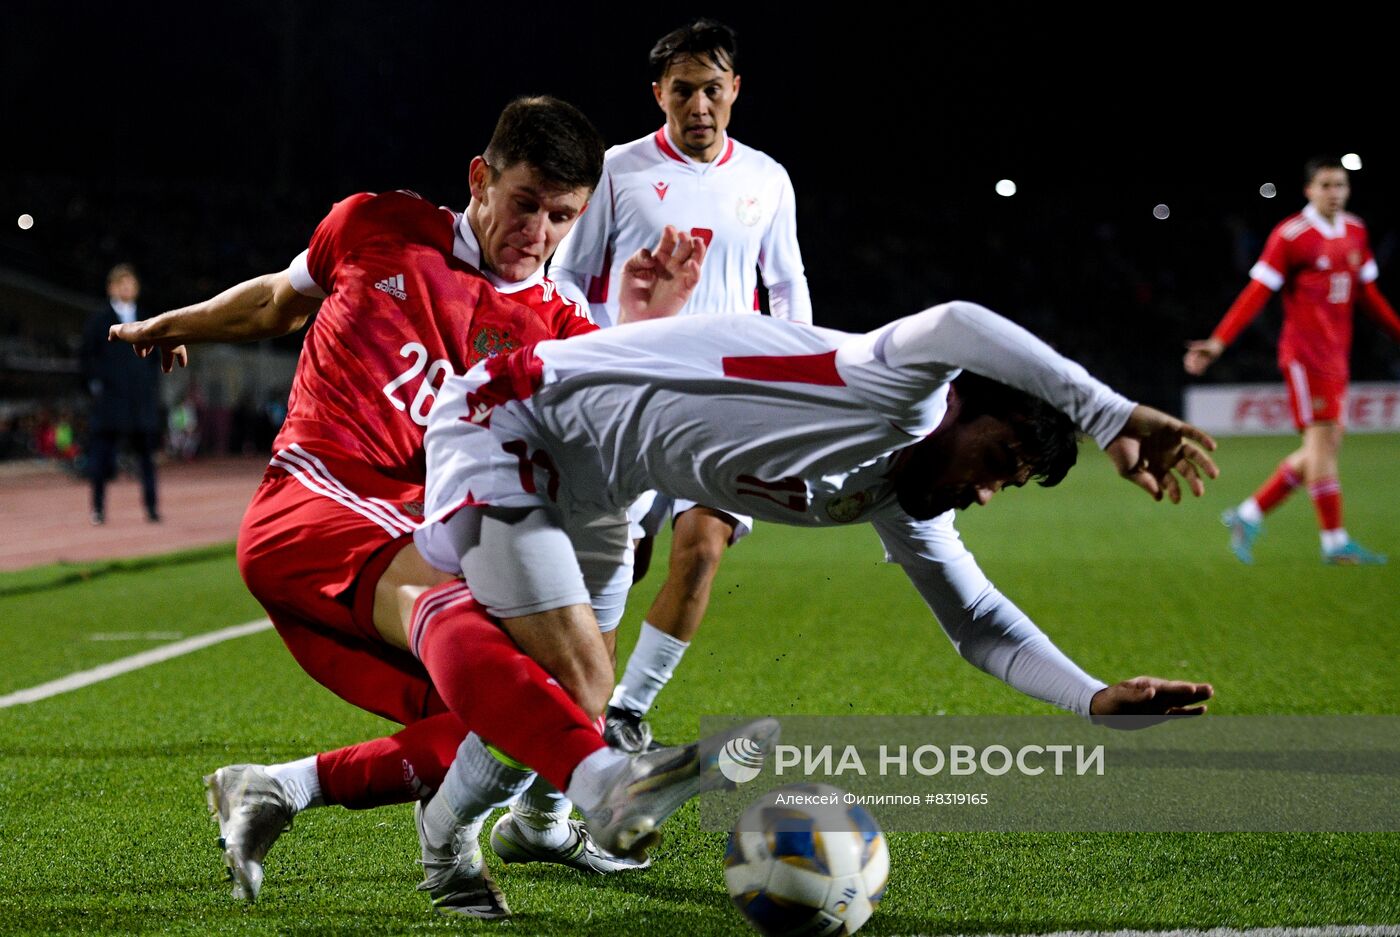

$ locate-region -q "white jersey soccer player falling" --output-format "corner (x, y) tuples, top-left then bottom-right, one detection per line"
(417, 302), (1140, 717)
(550, 129), (811, 326)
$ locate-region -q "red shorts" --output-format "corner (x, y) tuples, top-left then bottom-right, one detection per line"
(238, 452), (445, 725)
(1282, 360), (1346, 430)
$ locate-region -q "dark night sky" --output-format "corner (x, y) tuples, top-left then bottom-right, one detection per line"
(4, 2), (1396, 403)
(6, 3), (1392, 203)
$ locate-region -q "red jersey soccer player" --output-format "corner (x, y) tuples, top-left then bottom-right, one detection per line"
(1185, 155), (1400, 564)
(112, 96), (722, 918)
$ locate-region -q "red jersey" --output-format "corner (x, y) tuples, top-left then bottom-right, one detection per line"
(273, 190), (596, 495)
(1246, 204), (1378, 381)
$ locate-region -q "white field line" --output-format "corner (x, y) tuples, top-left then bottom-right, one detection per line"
(908, 927), (1400, 937)
(0, 619), (272, 709)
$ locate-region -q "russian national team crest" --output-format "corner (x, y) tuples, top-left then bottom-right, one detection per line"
(736, 195), (762, 226)
(472, 327), (517, 361)
(825, 489), (875, 523)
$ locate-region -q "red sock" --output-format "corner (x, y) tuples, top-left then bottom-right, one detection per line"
(1253, 461), (1303, 514)
(409, 581), (605, 791)
(1308, 477), (1343, 532)
(317, 712), (465, 809)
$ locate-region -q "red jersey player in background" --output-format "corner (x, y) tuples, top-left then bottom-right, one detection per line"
(1185, 155), (1400, 564)
(111, 96), (722, 919)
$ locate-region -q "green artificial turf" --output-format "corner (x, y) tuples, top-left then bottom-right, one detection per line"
(1, 435), (1396, 935)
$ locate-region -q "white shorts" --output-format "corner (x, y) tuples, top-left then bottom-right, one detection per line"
(627, 491), (754, 544)
(415, 381), (632, 631)
(417, 503), (632, 633)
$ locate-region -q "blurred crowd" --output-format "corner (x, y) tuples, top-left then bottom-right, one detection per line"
(3, 173), (1398, 470)
(0, 391), (287, 468)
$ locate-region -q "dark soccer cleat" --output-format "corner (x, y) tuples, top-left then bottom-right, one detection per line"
(603, 705), (664, 753)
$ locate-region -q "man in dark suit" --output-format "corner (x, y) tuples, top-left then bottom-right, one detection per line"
(80, 264), (163, 524)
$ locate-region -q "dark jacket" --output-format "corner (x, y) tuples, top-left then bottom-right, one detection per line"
(80, 305), (162, 434)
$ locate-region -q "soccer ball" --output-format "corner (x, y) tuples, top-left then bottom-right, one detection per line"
(724, 783), (889, 936)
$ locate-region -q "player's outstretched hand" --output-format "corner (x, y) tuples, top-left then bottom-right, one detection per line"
(1090, 676), (1213, 729)
(109, 320), (189, 373)
(1183, 337), (1224, 376)
(1105, 405), (1219, 503)
(616, 224), (707, 323)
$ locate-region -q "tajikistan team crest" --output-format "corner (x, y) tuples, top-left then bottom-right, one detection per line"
(736, 195), (762, 227)
(825, 489), (875, 523)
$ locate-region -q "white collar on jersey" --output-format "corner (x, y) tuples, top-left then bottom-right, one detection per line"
(653, 126), (737, 169)
(1303, 203), (1346, 240)
(452, 211), (546, 295)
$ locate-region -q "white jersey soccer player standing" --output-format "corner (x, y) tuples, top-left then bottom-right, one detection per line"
(416, 302), (1218, 727)
(550, 18), (812, 749)
(550, 128), (809, 327)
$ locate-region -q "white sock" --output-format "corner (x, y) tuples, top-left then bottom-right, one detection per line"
(1321, 528), (1349, 552)
(510, 776), (572, 850)
(422, 733), (534, 853)
(610, 621), (690, 715)
(563, 747), (630, 818)
(265, 756), (323, 812)
(1237, 498), (1264, 525)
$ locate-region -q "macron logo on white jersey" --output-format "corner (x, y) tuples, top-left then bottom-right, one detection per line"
(374, 274), (408, 301)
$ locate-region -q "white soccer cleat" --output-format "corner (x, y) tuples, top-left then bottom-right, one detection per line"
(414, 801), (510, 919)
(582, 716), (781, 861)
(489, 813), (651, 874)
(203, 764), (294, 902)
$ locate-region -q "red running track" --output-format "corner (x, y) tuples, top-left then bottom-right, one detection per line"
(0, 457), (266, 572)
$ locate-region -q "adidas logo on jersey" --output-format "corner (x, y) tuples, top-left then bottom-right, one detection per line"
(374, 274), (408, 300)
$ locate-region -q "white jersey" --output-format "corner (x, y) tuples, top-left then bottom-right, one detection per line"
(419, 302), (1134, 717)
(550, 128), (811, 328)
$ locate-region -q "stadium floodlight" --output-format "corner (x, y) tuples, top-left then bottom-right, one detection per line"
(1342, 153), (1362, 171)
(1260, 183), (1277, 198)
(1152, 204), (1170, 220)
(995, 179), (1017, 197)
(17, 213), (33, 230)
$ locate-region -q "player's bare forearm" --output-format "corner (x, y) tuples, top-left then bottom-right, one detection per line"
(110, 272), (318, 352)
(1105, 405), (1219, 503)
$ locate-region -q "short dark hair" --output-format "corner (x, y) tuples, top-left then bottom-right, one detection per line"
(107, 263), (138, 285)
(649, 19), (738, 82)
(951, 371), (1079, 487)
(482, 96), (605, 193)
(1304, 155), (1346, 185)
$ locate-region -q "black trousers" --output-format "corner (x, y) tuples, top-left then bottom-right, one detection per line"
(89, 429), (159, 515)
